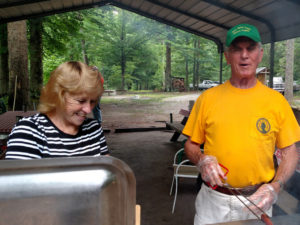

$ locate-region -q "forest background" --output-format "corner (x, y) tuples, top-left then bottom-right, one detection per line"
(0, 5), (300, 111)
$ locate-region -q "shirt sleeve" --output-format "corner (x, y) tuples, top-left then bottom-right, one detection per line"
(182, 94), (206, 144)
(5, 119), (42, 160)
(276, 96), (300, 148)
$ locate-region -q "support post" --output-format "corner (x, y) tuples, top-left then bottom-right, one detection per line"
(269, 42), (275, 88)
(219, 51), (223, 84)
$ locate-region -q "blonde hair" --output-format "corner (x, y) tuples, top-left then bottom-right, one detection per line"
(38, 61), (103, 114)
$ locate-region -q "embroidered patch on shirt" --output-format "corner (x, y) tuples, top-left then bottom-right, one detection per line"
(256, 118), (271, 134)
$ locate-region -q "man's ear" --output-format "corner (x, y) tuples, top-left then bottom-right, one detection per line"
(258, 48), (264, 63)
(224, 51), (230, 65)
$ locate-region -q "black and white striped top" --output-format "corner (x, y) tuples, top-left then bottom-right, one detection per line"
(5, 113), (109, 160)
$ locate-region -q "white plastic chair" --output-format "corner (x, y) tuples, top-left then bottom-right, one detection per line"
(169, 148), (199, 213)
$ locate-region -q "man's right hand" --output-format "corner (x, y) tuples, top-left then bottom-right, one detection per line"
(196, 155), (226, 186)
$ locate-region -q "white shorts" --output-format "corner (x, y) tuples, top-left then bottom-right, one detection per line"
(194, 183), (272, 225)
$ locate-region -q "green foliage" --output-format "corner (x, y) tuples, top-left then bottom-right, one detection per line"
(0, 96), (8, 114)
(106, 65), (122, 89)
(294, 38), (300, 81)
(42, 11), (83, 83)
(38, 6), (300, 92)
(43, 12), (82, 55)
(42, 54), (66, 83)
(261, 38), (300, 81)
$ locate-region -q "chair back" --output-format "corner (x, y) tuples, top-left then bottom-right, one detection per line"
(174, 159), (198, 178)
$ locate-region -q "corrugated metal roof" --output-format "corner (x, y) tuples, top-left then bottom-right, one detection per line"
(1, 0), (300, 51)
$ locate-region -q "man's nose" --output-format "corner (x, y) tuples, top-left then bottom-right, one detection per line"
(241, 49), (249, 58)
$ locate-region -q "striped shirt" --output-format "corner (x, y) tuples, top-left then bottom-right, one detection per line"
(5, 113), (109, 160)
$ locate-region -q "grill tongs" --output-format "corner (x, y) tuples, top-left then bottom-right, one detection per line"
(223, 183), (273, 225)
(208, 164), (273, 225)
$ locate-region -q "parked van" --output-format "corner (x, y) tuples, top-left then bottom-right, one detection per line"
(272, 77), (285, 93)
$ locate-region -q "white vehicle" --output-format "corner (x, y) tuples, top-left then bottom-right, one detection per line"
(189, 80), (219, 90)
(272, 77), (285, 93)
(266, 77), (284, 93)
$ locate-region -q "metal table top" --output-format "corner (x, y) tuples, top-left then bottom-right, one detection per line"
(213, 214), (300, 225)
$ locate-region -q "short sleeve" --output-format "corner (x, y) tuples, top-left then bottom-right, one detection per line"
(5, 119), (42, 160)
(182, 94), (206, 144)
(276, 97), (300, 148)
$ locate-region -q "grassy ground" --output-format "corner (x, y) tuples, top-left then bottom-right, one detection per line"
(101, 91), (199, 104)
(292, 91), (300, 109)
(101, 90), (300, 108)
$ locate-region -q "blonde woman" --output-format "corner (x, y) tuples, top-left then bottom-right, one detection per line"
(5, 61), (109, 159)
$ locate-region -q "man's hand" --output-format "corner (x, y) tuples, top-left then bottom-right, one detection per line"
(246, 184), (278, 215)
(196, 155), (226, 186)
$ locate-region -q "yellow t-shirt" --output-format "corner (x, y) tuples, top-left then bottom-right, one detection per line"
(183, 80), (300, 187)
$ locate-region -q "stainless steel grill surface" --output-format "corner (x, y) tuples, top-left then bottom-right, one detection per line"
(212, 213), (300, 225)
(0, 156), (136, 225)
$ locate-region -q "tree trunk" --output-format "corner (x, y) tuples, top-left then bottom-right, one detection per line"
(120, 11), (126, 91)
(193, 40), (197, 90)
(195, 39), (200, 88)
(185, 56), (189, 91)
(7, 20), (29, 111)
(81, 39), (89, 65)
(0, 23), (9, 97)
(165, 41), (171, 92)
(284, 39), (294, 102)
(29, 18), (43, 109)
(161, 41), (165, 91)
(184, 36), (190, 91)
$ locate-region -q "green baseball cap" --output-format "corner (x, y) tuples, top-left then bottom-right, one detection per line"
(226, 24), (261, 47)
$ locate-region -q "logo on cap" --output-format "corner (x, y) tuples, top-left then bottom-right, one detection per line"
(232, 26), (251, 35)
(226, 24), (261, 47)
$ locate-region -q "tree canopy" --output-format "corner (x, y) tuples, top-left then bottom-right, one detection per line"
(1, 5), (300, 110)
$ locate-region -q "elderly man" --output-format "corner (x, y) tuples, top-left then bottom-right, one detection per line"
(183, 24), (300, 225)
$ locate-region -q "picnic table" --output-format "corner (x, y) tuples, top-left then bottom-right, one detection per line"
(0, 111), (37, 158)
(166, 100), (195, 142)
(0, 111), (37, 135)
(166, 109), (190, 142)
(103, 90), (116, 96)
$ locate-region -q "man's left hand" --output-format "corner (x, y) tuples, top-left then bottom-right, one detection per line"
(246, 184), (278, 215)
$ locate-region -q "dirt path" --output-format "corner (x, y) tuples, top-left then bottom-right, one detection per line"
(101, 92), (201, 225)
(105, 131), (196, 225)
(101, 93), (300, 225)
(101, 93), (200, 130)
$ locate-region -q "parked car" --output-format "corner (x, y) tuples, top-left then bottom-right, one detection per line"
(272, 77), (285, 93)
(266, 77), (300, 93)
(189, 80), (219, 90)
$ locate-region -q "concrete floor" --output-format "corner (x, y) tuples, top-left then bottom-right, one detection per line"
(100, 95), (300, 225)
(105, 130), (300, 225)
(105, 130), (197, 225)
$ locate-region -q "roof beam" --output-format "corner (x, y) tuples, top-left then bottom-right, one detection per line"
(202, 0), (275, 41)
(203, 0), (276, 86)
(144, 0), (230, 30)
(0, 0), (112, 24)
(0, 0), (222, 51)
(286, 0), (300, 6)
(0, 0), (49, 9)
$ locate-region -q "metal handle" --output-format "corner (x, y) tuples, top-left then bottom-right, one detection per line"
(207, 163), (229, 189)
